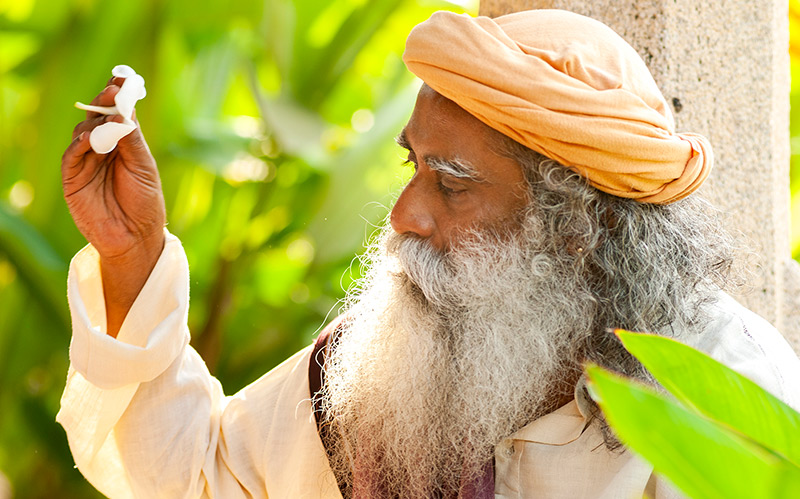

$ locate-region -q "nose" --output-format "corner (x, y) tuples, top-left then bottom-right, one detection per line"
(390, 181), (435, 240)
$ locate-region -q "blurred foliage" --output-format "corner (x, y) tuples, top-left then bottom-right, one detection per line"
(0, 0), (475, 496)
(1, 0), (799, 497)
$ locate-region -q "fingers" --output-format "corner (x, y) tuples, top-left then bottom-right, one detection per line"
(70, 112), (146, 154)
(107, 76), (126, 87)
(116, 117), (154, 164)
(86, 85), (121, 119)
(61, 131), (92, 173)
(72, 115), (110, 140)
(85, 76), (127, 119)
(72, 113), (152, 161)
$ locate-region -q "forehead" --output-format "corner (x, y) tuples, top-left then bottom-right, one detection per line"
(402, 86), (514, 168)
(401, 87), (528, 192)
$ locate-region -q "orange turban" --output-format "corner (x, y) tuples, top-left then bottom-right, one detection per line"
(403, 10), (712, 204)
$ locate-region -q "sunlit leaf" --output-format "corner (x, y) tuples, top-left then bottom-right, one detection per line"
(248, 72), (328, 164)
(0, 204), (68, 330)
(616, 330), (800, 467)
(586, 364), (800, 499)
(293, 0), (404, 109)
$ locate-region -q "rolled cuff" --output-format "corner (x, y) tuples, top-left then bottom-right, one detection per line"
(67, 229), (190, 389)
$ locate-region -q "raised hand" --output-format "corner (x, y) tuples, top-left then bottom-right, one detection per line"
(62, 76), (166, 337)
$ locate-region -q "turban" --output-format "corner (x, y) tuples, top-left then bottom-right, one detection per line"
(403, 10), (712, 204)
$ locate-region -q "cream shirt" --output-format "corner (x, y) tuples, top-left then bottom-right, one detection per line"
(57, 232), (800, 498)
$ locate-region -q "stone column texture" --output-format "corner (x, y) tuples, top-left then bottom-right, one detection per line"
(479, 0), (800, 352)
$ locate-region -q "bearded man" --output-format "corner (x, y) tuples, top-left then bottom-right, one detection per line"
(58, 9), (800, 499)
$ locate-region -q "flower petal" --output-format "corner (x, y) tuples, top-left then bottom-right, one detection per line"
(114, 73), (146, 124)
(74, 102), (119, 115)
(111, 65), (137, 78)
(89, 121), (137, 154)
(76, 65), (146, 153)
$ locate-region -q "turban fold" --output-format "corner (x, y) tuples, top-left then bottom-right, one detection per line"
(403, 10), (712, 204)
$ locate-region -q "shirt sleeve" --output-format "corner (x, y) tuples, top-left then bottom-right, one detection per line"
(55, 231), (339, 499)
(695, 291), (800, 412)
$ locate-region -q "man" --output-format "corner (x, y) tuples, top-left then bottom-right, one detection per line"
(58, 9), (800, 498)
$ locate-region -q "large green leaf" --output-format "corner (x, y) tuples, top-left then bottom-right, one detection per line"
(247, 65), (328, 163)
(586, 364), (800, 499)
(616, 330), (800, 467)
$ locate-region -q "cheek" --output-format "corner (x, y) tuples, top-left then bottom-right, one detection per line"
(445, 188), (529, 242)
(485, 181), (530, 223)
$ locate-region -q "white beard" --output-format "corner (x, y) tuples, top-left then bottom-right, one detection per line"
(320, 213), (595, 498)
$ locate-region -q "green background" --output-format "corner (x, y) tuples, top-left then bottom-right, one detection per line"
(0, 0), (797, 496)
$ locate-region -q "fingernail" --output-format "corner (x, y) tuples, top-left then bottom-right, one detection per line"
(79, 132), (86, 141)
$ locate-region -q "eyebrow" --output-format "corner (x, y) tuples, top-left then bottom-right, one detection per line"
(395, 130), (411, 150)
(426, 156), (482, 181)
(395, 129), (483, 182)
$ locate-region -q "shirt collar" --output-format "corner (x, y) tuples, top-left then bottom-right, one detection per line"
(507, 375), (593, 446)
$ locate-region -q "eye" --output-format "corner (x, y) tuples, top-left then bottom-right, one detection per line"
(437, 175), (467, 197)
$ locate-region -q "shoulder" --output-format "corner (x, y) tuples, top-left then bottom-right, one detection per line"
(688, 291), (800, 410)
(221, 345), (316, 446)
(220, 345), (340, 496)
(222, 313), (348, 441)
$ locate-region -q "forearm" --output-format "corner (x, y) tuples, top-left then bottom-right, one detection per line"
(59, 232), (222, 496)
(100, 230), (165, 338)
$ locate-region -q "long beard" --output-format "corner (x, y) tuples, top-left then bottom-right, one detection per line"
(320, 214), (595, 498)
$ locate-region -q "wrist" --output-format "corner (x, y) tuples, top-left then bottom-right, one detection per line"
(99, 230), (166, 338)
(98, 230), (165, 273)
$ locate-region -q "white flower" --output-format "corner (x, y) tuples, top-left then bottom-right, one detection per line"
(74, 65), (147, 154)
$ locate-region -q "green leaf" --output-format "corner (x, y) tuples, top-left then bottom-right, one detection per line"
(247, 69), (328, 163)
(291, 0), (403, 109)
(616, 330), (800, 467)
(0, 204), (68, 330)
(586, 364), (800, 499)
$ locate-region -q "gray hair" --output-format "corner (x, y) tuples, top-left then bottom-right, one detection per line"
(499, 137), (741, 447)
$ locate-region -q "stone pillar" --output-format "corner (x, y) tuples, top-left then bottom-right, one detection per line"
(480, 0), (800, 352)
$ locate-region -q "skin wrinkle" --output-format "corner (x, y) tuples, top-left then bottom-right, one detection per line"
(397, 118), (488, 183)
(390, 86), (530, 252)
(397, 126), (484, 182)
